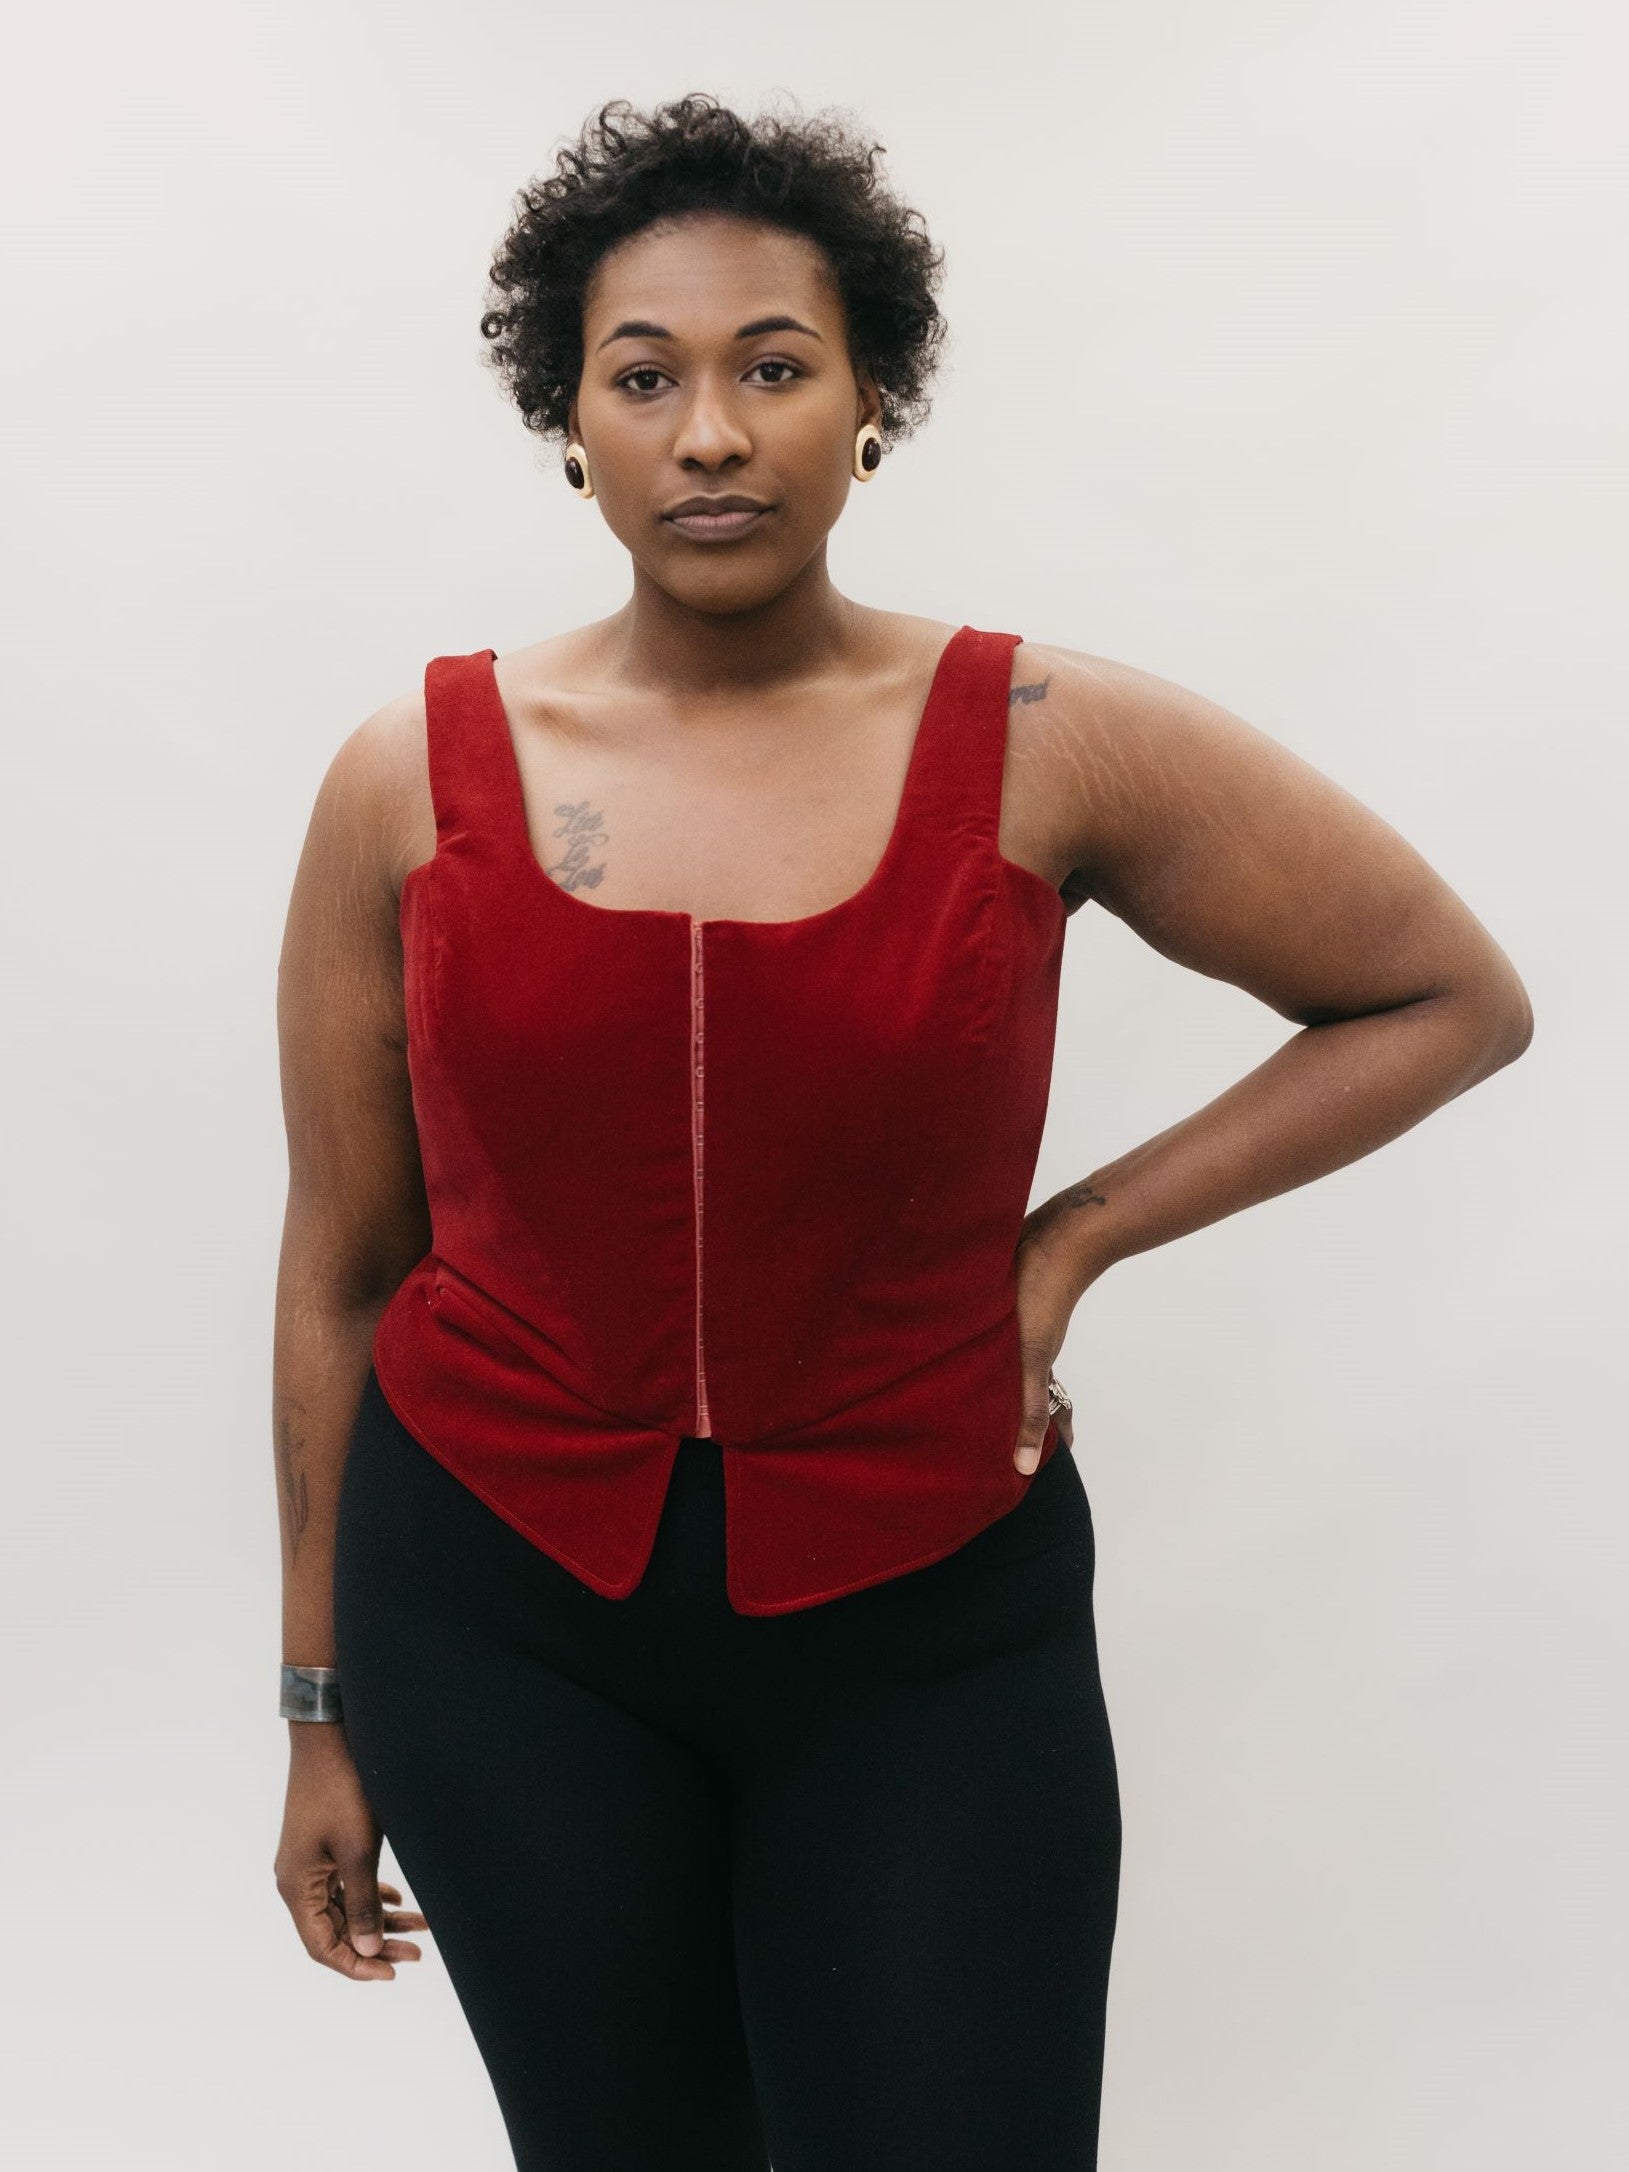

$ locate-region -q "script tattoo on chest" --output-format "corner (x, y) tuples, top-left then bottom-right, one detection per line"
(545, 799), (610, 894)
(1009, 673), (1052, 707)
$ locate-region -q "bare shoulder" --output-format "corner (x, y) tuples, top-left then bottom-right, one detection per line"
(278, 685), (429, 1056)
(1001, 635), (1536, 1040)
(1005, 636), (1357, 911)
(1007, 634), (1304, 800)
(308, 684), (433, 900)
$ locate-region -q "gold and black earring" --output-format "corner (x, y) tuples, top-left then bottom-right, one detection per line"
(563, 440), (595, 499)
(852, 424), (883, 481)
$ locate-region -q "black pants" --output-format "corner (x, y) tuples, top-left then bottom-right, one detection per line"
(333, 1365), (1122, 2170)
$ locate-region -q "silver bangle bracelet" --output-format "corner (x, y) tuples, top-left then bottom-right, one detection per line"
(281, 1663), (344, 1722)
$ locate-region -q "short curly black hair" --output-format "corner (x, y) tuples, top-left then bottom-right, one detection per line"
(478, 92), (948, 452)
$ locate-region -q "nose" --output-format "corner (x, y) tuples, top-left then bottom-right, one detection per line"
(669, 374), (753, 470)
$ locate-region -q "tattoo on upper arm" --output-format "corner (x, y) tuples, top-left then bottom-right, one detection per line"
(1009, 674), (1052, 708)
(275, 1408), (311, 1562)
(1057, 1178), (1108, 1213)
(545, 800), (610, 894)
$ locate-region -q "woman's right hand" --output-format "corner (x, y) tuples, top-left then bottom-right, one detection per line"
(274, 1726), (427, 1981)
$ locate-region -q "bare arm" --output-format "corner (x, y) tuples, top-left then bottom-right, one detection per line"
(1009, 645), (1533, 1467)
(272, 688), (431, 1980)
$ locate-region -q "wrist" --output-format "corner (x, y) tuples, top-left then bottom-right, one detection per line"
(280, 1661), (343, 1723)
(287, 1718), (356, 1768)
(1023, 1210), (1118, 1309)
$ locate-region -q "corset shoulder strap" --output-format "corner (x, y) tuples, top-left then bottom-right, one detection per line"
(903, 624), (1024, 855)
(422, 648), (531, 858)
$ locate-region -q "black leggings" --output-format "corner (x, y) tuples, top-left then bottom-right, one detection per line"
(333, 1365), (1121, 2171)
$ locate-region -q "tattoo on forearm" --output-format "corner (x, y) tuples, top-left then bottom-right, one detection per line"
(546, 799), (610, 895)
(275, 1408), (311, 1562)
(1009, 674), (1052, 708)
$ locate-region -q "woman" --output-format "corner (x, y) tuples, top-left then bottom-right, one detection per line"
(272, 93), (1532, 2170)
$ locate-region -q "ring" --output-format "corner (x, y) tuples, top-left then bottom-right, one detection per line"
(1046, 1373), (1071, 1415)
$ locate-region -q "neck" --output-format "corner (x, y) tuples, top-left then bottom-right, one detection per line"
(597, 555), (871, 701)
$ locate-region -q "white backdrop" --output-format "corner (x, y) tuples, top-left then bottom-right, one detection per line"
(4, 2), (1623, 2165)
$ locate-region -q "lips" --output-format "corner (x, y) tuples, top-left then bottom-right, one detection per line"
(663, 497), (774, 540)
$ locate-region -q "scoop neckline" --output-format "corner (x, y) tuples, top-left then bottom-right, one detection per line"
(480, 621), (973, 935)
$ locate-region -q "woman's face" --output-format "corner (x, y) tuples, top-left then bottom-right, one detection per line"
(569, 211), (881, 614)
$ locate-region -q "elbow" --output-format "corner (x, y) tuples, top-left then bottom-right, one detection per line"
(1462, 965), (1535, 1078)
(1503, 984), (1536, 1064)
(1398, 963), (1534, 1097)
(1490, 963), (1535, 1066)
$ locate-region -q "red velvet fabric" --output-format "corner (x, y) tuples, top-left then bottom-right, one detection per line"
(371, 622), (1069, 1615)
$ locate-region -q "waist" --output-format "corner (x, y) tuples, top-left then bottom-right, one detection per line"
(370, 1281), (1061, 1616)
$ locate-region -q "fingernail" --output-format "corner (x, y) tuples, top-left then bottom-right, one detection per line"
(355, 1931), (382, 1956)
(1016, 1447), (1039, 1475)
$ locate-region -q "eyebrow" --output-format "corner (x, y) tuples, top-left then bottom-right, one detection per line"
(594, 313), (825, 353)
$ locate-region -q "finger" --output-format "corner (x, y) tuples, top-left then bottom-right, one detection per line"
(335, 1853), (387, 1958)
(313, 1898), (396, 1980)
(375, 1881), (430, 1931)
(280, 1865), (395, 1980)
(1014, 1359), (1053, 1475)
(324, 1889), (398, 1979)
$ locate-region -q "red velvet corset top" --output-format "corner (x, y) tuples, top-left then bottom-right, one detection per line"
(370, 621), (1069, 1615)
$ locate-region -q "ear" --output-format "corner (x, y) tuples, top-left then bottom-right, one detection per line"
(853, 363), (883, 434)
